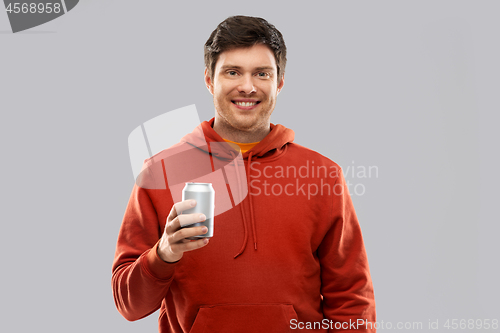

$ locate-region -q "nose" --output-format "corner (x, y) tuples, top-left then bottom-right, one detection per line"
(237, 74), (257, 94)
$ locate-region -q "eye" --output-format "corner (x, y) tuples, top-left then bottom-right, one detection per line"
(227, 71), (238, 76)
(257, 72), (271, 78)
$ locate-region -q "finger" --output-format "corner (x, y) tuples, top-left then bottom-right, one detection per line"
(171, 225), (208, 243)
(170, 238), (209, 254)
(178, 213), (207, 227)
(166, 213), (206, 235)
(167, 200), (197, 222)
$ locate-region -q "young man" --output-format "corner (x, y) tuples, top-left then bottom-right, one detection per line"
(112, 16), (376, 332)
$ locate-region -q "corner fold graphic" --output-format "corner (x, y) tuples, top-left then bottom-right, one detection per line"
(4, 0), (80, 33)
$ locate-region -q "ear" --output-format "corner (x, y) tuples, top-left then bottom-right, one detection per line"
(204, 68), (214, 95)
(277, 73), (285, 94)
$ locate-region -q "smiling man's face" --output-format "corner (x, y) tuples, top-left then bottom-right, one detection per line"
(205, 43), (284, 142)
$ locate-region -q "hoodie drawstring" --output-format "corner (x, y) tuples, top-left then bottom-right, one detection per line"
(247, 152), (257, 251)
(231, 151), (257, 258)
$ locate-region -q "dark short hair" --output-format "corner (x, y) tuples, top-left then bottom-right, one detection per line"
(204, 15), (287, 85)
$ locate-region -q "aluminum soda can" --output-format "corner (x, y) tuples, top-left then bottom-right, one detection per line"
(181, 182), (215, 239)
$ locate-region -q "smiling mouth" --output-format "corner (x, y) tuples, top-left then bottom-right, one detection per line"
(232, 101), (260, 107)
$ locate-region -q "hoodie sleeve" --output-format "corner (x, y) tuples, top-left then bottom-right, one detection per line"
(317, 169), (376, 332)
(111, 177), (178, 321)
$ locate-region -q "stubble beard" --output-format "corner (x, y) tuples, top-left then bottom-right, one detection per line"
(214, 97), (275, 135)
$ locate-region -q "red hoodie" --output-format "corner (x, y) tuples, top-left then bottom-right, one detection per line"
(112, 118), (376, 332)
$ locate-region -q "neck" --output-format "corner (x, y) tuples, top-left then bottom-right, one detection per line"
(213, 118), (270, 143)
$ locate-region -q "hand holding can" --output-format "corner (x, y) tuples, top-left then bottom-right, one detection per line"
(157, 198), (211, 263)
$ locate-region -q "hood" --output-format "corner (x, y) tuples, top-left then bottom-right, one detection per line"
(179, 117), (295, 258)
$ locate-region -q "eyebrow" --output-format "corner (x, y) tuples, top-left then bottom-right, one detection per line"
(220, 65), (275, 71)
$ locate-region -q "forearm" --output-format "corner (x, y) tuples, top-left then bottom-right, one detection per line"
(112, 242), (178, 321)
(322, 269), (376, 332)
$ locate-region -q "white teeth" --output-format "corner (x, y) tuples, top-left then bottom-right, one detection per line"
(234, 101), (257, 107)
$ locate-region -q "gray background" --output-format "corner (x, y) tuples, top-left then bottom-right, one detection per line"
(1, 0), (498, 332)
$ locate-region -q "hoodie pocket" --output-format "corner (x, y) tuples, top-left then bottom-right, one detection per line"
(189, 303), (299, 333)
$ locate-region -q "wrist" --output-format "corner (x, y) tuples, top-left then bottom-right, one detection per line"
(157, 240), (181, 263)
(143, 242), (179, 280)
